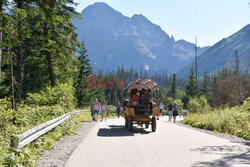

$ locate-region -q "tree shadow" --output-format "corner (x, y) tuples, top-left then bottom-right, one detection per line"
(97, 125), (150, 137)
(191, 145), (250, 167)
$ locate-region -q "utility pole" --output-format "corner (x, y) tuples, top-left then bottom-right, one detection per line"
(195, 36), (198, 82)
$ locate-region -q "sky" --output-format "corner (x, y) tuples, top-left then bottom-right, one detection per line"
(73, 0), (250, 47)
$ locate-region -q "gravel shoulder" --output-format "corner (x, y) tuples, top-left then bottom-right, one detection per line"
(34, 121), (97, 167)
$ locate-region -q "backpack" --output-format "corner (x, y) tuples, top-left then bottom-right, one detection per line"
(173, 103), (179, 111)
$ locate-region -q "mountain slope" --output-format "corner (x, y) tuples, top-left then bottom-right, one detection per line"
(74, 2), (209, 73)
(178, 24), (250, 78)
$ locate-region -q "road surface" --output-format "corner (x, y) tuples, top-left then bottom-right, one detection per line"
(65, 117), (249, 167)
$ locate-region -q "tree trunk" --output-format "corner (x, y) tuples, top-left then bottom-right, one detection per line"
(44, 22), (55, 87)
(9, 50), (15, 110)
(0, 1), (3, 83)
(16, 0), (24, 103)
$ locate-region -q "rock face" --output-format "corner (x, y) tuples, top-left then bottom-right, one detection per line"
(178, 24), (250, 78)
(74, 2), (209, 73)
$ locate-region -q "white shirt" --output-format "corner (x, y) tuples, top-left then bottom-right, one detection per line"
(160, 104), (164, 109)
(102, 104), (107, 110)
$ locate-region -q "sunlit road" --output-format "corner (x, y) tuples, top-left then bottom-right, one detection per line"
(65, 116), (249, 167)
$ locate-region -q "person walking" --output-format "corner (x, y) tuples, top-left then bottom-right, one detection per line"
(92, 98), (100, 121)
(116, 102), (121, 118)
(159, 102), (164, 117)
(167, 102), (173, 121)
(173, 102), (179, 123)
(101, 100), (108, 122)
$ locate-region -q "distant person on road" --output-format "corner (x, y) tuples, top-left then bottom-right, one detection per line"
(159, 102), (164, 117)
(92, 98), (101, 121)
(167, 102), (173, 121)
(173, 102), (179, 123)
(101, 100), (108, 122)
(116, 102), (122, 118)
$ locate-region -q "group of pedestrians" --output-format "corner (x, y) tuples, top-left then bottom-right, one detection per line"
(91, 98), (179, 122)
(157, 101), (179, 122)
(166, 102), (179, 122)
(91, 98), (108, 122)
(91, 98), (122, 121)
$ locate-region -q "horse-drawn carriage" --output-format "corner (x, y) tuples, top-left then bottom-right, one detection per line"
(123, 78), (160, 132)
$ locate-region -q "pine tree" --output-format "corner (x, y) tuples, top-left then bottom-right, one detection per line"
(183, 68), (198, 107)
(200, 71), (210, 98)
(75, 42), (92, 107)
(169, 73), (176, 99)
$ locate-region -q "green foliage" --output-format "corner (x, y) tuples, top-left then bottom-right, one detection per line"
(169, 73), (177, 99)
(183, 98), (250, 140)
(26, 82), (76, 111)
(0, 84), (80, 166)
(183, 68), (199, 108)
(75, 42), (93, 107)
(200, 71), (210, 98)
(187, 96), (211, 113)
(173, 98), (184, 111)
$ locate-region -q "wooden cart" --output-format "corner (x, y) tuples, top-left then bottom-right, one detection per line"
(124, 104), (160, 132)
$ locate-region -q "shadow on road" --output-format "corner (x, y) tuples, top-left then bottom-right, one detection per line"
(191, 145), (250, 167)
(97, 125), (150, 137)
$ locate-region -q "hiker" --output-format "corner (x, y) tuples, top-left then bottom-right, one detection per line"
(116, 102), (122, 118)
(92, 98), (100, 121)
(173, 102), (179, 123)
(167, 102), (173, 121)
(101, 100), (108, 122)
(159, 102), (164, 117)
(91, 106), (94, 121)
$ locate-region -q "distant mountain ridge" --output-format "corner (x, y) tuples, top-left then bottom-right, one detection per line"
(73, 2), (209, 73)
(178, 24), (250, 78)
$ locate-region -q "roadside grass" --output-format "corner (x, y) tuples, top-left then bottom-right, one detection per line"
(78, 111), (118, 121)
(182, 98), (250, 140)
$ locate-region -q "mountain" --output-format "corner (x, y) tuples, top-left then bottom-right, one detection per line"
(74, 2), (209, 73)
(178, 24), (250, 78)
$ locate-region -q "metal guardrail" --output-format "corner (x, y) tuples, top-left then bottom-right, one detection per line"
(11, 110), (89, 149)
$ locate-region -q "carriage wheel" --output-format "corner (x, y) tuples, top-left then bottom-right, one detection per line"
(128, 118), (133, 132)
(151, 117), (156, 132)
(125, 118), (128, 128)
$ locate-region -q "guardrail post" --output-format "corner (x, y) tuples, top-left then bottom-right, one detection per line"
(11, 136), (19, 149)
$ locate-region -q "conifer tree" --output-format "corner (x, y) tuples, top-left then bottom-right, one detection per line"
(75, 42), (92, 107)
(169, 73), (176, 99)
(200, 71), (210, 98)
(183, 68), (198, 107)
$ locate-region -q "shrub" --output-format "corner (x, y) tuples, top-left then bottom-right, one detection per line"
(183, 98), (250, 140)
(26, 82), (76, 110)
(187, 96), (211, 113)
(0, 82), (81, 166)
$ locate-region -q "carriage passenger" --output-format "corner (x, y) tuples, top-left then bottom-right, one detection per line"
(142, 89), (156, 113)
(131, 89), (139, 105)
(139, 89), (146, 104)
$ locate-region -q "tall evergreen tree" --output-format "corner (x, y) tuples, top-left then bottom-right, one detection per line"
(0, 0), (8, 84)
(169, 73), (176, 99)
(200, 71), (210, 98)
(75, 42), (92, 107)
(183, 68), (198, 107)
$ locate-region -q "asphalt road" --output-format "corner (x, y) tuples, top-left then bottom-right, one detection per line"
(65, 116), (249, 167)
